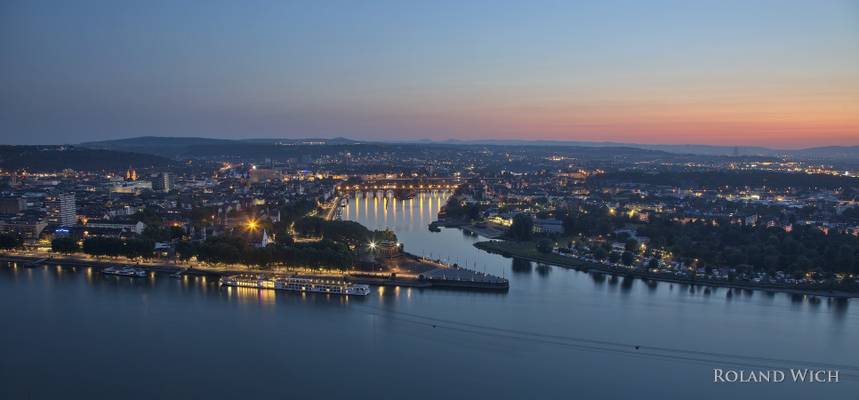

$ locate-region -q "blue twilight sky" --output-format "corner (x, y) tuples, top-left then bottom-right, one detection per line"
(1, 0), (857, 147)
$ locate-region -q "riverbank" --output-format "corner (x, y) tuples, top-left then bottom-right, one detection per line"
(473, 240), (858, 299)
(431, 219), (506, 238)
(0, 253), (227, 275)
(0, 251), (509, 291)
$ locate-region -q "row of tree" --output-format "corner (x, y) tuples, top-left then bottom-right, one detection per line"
(443, 198), (484, 221)
(556, 204), (859, 274)
(50, 236), (156, 259)
(49, 233), (358, 269)
(177, 235), (354, 269)
(80, 237), (155, 259)
(293, 216), (394, 247)
(637, 218), (859, 274)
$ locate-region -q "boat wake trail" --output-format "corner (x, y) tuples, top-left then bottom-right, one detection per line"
(354, 304), (859, 380)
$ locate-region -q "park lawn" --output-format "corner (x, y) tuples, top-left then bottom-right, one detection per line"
(474, 239), (594, 269)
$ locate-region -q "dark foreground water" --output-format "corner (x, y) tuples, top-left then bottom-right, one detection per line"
(2, 191), (857, 399)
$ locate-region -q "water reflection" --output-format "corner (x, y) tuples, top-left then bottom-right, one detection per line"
(511, 258), (532, 274)
(607, 274), (617, 285)
(535, 263), (551, 277)
(346, 190), (451, 232)
(229, 286), (276, 305)
(645, 280), (659, 292)
(620, 276), (634, 291)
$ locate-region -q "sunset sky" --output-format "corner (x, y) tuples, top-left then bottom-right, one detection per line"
(2, 0), (857, 148)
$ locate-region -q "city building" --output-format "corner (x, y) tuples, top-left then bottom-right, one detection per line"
(0, 196), (26, 214)
(84, 219), (147, 235)
(59, 192), (76, 226)
(152, 172), (175, 193)
(109, 180), (152, 193)
(249, 167), (282, 183)
(0, 216), (47, 239)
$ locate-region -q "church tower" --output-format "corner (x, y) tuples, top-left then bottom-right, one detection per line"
(126, 165), (137, 181)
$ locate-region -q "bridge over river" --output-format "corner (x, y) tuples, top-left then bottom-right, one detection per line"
(335, 177), (460, 193)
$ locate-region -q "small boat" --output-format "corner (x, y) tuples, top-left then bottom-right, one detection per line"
(102, 266), (148, 278)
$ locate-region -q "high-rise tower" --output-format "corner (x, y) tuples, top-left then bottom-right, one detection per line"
(59, 192), (76, 226)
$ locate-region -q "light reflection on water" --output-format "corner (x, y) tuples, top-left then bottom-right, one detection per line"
(343, 190), (449, 232)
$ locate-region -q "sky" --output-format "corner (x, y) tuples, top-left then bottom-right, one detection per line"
(1, 0), (858, 148)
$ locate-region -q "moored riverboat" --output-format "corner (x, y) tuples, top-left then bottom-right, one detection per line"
(220, 274), (370, 296)
(102, 266), (148, 278)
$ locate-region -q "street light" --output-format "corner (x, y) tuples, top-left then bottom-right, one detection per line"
(246, 218), (259, 232)
(368, 241), (376, 250)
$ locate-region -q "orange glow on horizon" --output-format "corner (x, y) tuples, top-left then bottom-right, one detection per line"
(379, 78), (859, 148)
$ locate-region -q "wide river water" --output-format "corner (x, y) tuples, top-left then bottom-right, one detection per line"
(2, 191), (857, 399)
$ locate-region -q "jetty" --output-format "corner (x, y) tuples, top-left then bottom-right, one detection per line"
(418, 266), (508, 290)
(22, 257), (49, 268)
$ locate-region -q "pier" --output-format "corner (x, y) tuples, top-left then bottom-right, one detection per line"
(419, 266), (509, 290)
(22, 257), (49, 267)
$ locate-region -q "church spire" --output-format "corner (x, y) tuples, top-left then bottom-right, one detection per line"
(260, 229), (271, 248)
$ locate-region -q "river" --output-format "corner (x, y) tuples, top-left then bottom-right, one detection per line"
(1, 191), (857, 399)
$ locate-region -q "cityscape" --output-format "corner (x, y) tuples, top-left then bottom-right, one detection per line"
(1, 1), (858, 399)
(2, 141), (859, 294)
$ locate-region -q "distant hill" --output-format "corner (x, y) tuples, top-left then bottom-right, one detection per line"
(789, 146), (859, 160)
(0, 145), (175, 172)
(80, 136), (237, 158)
(591, 170), (858, 190)
(78, 136), (858, 161)
(433, 139), (783, 157)
(239, 137), (362, 145)
(80, 136), (365, 158)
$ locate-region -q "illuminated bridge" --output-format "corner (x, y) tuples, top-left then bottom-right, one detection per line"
(335, 178), (460, 193)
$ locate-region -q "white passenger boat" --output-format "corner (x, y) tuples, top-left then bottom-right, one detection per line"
(220, 274), (370, 296)
(102, 266), (148, 278)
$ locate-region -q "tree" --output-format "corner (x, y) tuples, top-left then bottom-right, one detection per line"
(624, 239), (639, 252)
(175, 241), (198, 260)
(508, 214), (533, 241)
(189, 206), (218, 226)
(132, 208), (162, 227)
(443, 198), (483, 221)
(51, 237), (79, 253)
(608, 252), (620, 264)
(143, 225), (184, 241)
(293, 217), (394, 248)
(124, 239), (155, 259)
(592, 247), (608, 260)
(621, 251), (634, 266)
(647, 257), (659, 269)
(82, 237), (154, 259)
(536, 239), (554, 254)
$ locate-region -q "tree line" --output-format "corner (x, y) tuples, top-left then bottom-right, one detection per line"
(176, 235), (354, 269)
(557, 205), (859, 275)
